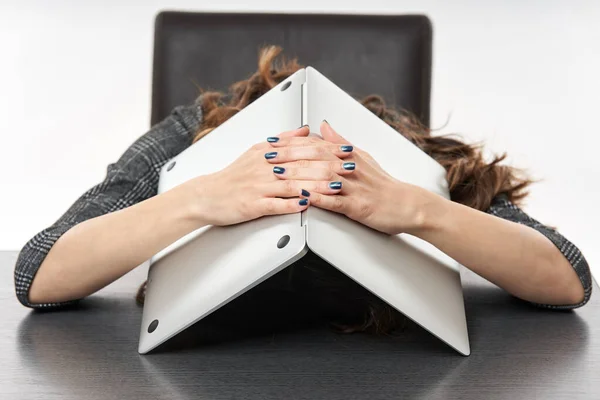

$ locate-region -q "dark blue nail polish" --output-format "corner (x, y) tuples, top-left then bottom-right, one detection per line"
(299, 199), (308, 206)
(340, 145), (353, 152)
(329, 181), (342, 190)
(265, 152), (278, 159)
(343, 162), (356, 170)
(273, 166), (285, 174)
(322, 119), (329, 125)
(267, 137), (279, 143)
(301, 189), (310, 197)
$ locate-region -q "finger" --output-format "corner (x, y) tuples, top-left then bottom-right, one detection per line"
(306, 191), (350, 215)
(267, 135), (325, 148)
(253, 126), (310, 151)
(320, 120), (352, 145)
(264, 144), (354, 163)
(263, 179), (344, 197)
(275, 125), (310, 139)
(274, 166), (341, 181)
(272, 161), (356, 179)
(257, 197), (309, 216)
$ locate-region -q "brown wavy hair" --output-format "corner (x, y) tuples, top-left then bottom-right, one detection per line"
(137, 46), (533, 336)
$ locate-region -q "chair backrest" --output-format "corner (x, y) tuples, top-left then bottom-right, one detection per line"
(151, 12), (432, 127)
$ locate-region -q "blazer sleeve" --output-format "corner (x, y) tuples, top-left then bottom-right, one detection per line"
(14, 99), (204, 309)
(485, 193), (593, 309)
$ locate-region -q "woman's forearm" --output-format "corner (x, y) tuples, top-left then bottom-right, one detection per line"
(28, 183), (204, 305)
(411, 192), (585, 306)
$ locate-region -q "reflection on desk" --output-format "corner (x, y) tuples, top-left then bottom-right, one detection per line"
(2, 251), (598, 399)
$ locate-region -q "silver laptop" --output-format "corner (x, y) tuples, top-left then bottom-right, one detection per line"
(138, 67), (470, 356)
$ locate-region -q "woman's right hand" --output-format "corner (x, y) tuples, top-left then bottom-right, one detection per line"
(182, 125), (355, 226)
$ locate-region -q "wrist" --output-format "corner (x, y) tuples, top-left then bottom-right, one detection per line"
(173, 175), (212, 228)
(404, 185), (452, 238)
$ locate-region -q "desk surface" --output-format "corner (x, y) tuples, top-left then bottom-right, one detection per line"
(1, 250), (598, 399)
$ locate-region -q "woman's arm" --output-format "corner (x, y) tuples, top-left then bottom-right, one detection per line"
(413, 192), (591, 307)
(27, 183), (204, 305)
(17, 119), (339, 307)
(304, 121), (592, 308)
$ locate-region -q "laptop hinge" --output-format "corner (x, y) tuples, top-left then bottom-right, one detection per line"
(301, 80), (308, 126)
(301, 76), (309, 227)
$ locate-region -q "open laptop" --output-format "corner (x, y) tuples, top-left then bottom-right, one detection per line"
(138, 67), (470, 356)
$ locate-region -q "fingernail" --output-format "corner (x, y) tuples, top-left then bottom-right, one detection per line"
(298, 124), (310, 129)
(273, 166), (285, 174)
(299, 198), (309, 206)
(340, 145), (353, 152)
(322, 119), (329, 125)
(265, 152), (278, 159)
(329, 181), (342, 190)
(267, 137), (279, 143)
(301, 189), (311, 197)
(342, 162), (356, 170)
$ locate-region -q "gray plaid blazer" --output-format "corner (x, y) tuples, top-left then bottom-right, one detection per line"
(14, 98), (593, 310)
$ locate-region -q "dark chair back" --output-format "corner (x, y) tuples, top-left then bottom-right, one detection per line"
(151, 12), (432, 126)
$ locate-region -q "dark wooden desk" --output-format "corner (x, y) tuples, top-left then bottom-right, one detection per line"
(1, 250), (598, 399)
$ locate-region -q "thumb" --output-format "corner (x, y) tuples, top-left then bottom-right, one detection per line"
(320, 120), (351, 144)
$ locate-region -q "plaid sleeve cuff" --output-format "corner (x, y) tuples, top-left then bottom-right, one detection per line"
(486, 194), (593, 309)
(14, 223), (81, 309)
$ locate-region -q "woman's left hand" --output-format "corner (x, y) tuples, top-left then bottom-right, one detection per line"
(269, 121), (438, 236)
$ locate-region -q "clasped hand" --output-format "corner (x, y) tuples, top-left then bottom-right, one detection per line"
(185, 121), (434, 235)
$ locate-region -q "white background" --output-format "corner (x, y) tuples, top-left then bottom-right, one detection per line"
(1, 1), (598, 280)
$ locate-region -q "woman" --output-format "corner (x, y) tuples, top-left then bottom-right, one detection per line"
(15, 46), (592, 334)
